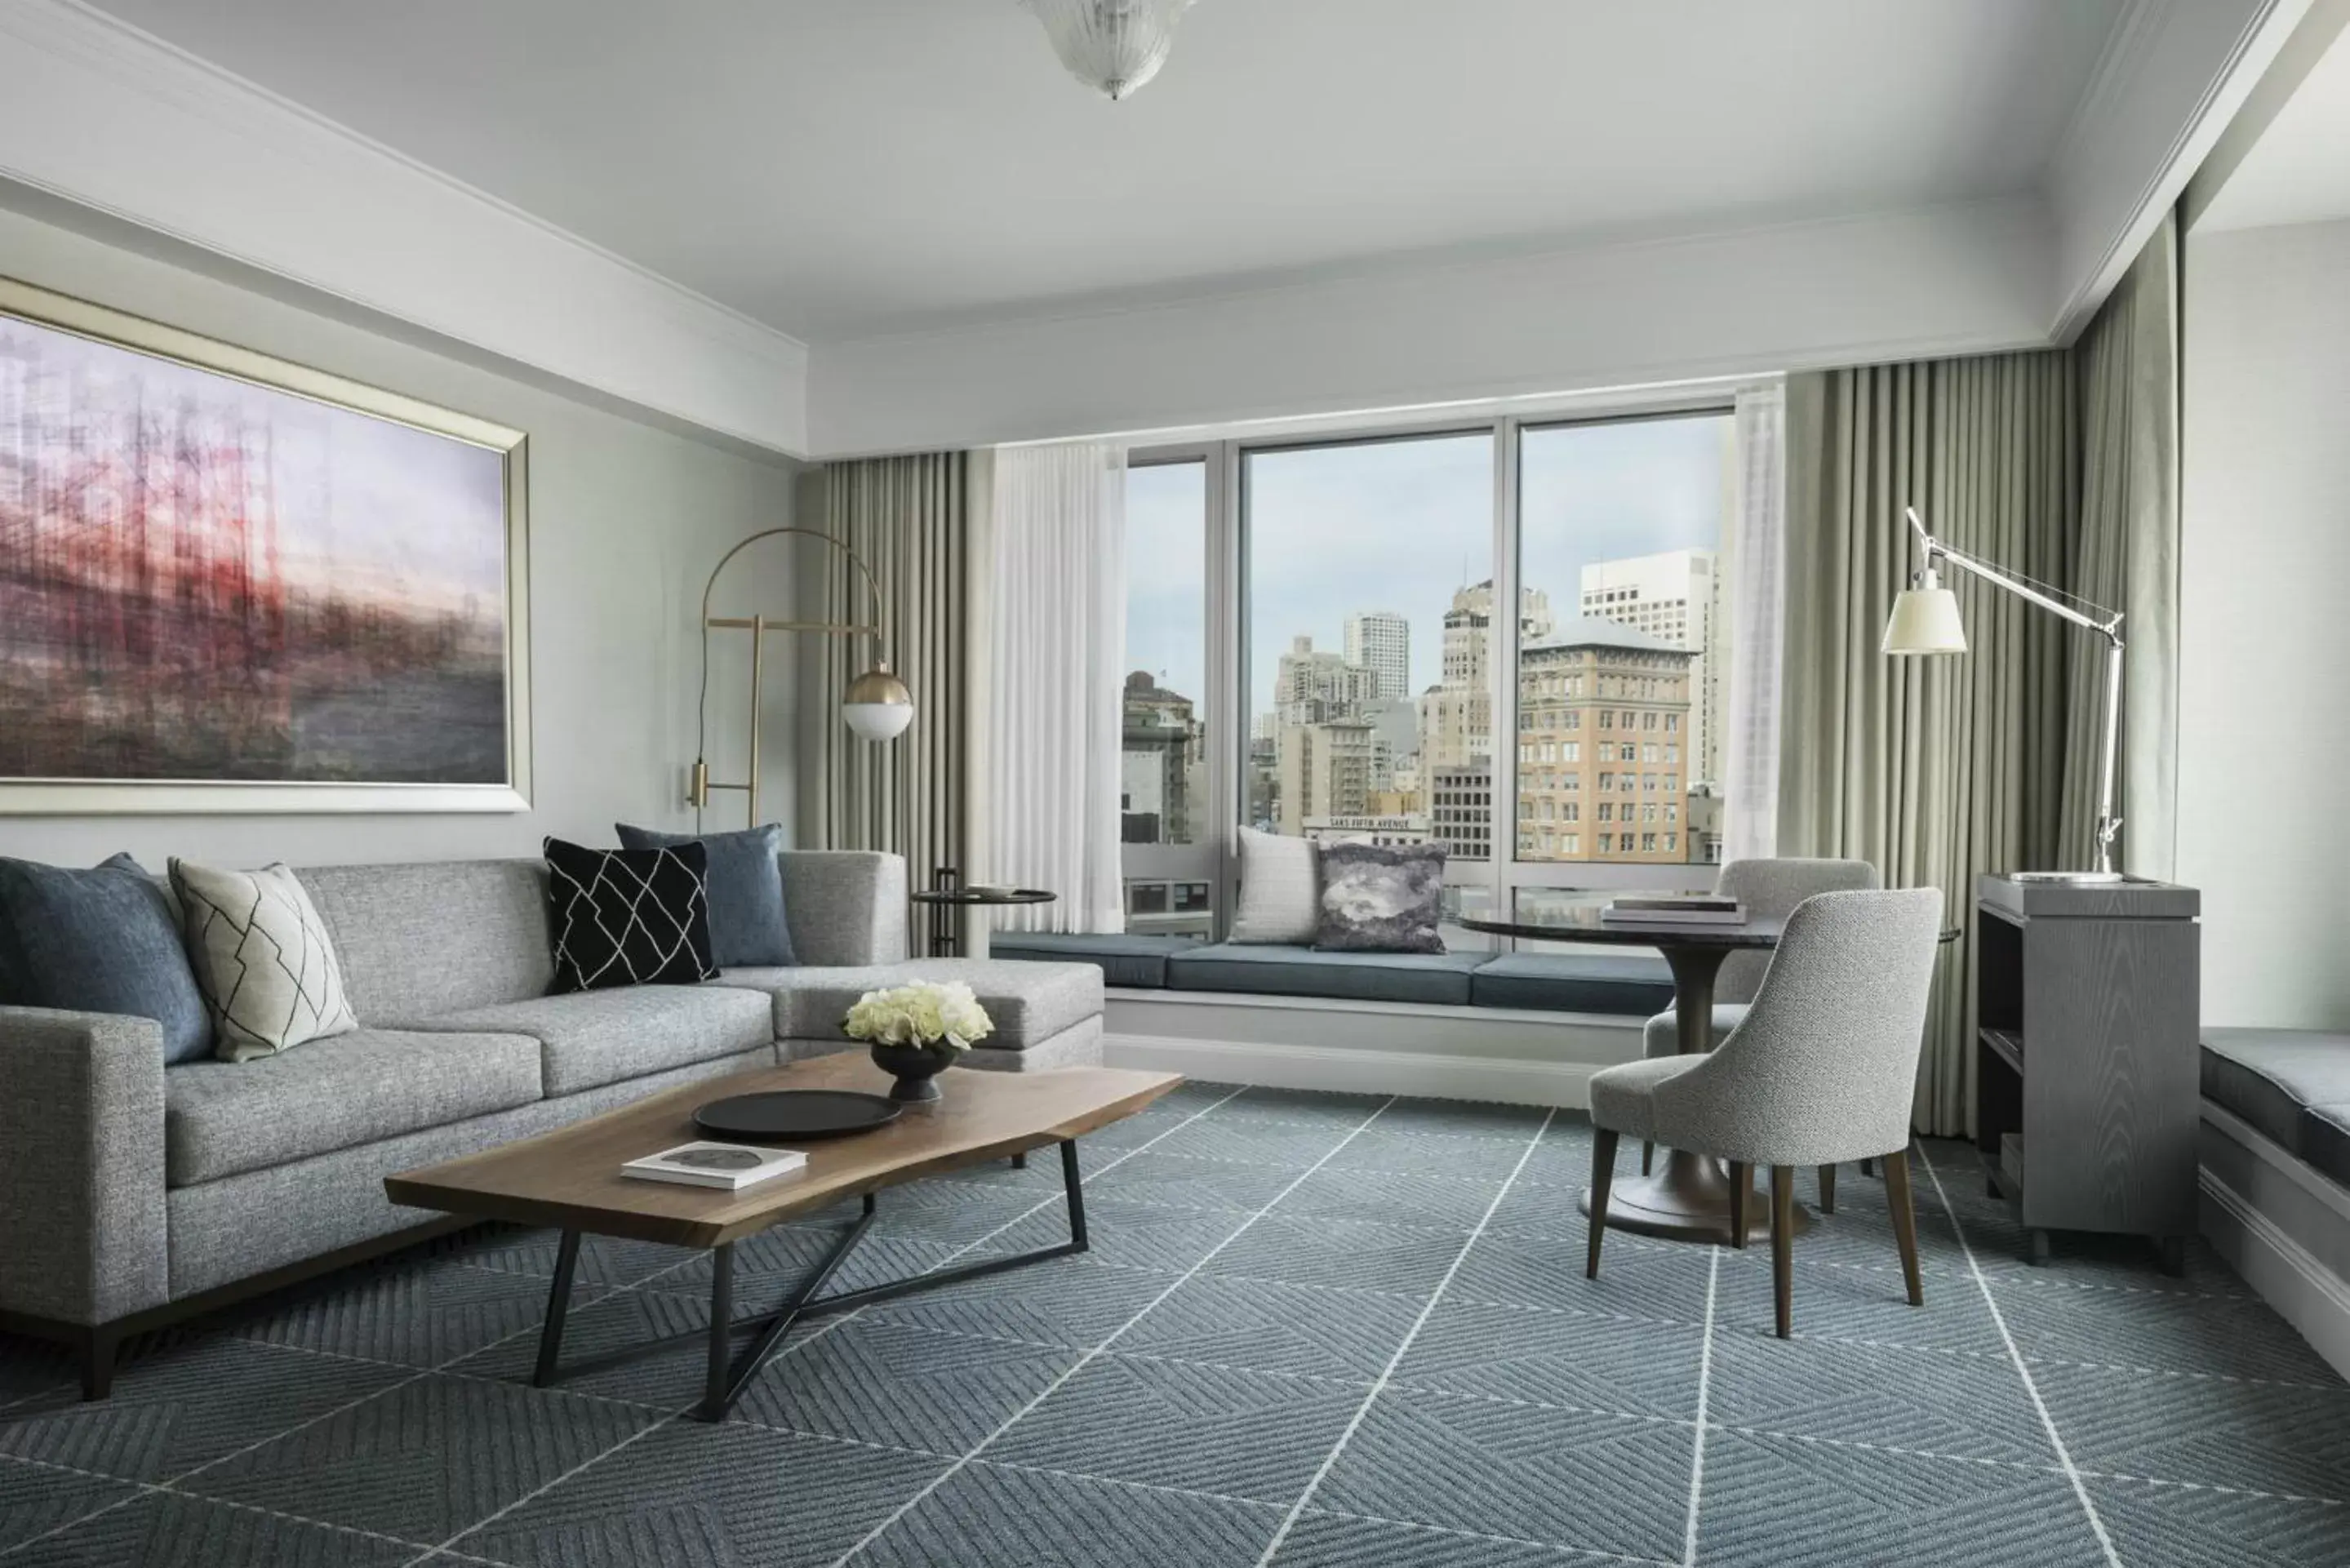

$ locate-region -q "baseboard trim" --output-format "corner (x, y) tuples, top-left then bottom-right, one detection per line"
(2201, 1166), (2350, 1383)
(1104, 1031), (1597, 1108)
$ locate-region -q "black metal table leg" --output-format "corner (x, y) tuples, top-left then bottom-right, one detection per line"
(1061, 1139), (1088, 1253)
(703, 1242), (735, 1419)
(533, 1230), (583, 1388)
(531, 1142), (1097, 1420)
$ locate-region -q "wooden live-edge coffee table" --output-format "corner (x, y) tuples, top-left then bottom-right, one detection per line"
(384, 1054), (1180, 1421)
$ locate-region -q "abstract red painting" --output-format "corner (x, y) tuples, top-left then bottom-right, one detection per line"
(0, 281), (528, 811)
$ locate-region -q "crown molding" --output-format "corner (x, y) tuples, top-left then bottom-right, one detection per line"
(0, 0), (809, 455)
(2046, 0), (2307, 339)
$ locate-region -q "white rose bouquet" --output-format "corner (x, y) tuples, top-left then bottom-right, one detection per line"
(844, 980), (995, 1052)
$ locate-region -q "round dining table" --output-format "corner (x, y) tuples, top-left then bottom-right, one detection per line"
(1457, 905), (1791, 1245)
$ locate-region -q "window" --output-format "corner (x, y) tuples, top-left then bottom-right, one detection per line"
(1119, 457), (1216, 938)
(1243, 433), (1492, 874)
(1127, 402), (1750, 945)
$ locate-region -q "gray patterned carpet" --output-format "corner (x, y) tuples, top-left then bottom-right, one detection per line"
(3, 1081), (2348, 1566)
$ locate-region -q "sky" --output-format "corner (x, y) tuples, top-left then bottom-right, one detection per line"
(7, 317), (508, 616)
(1122, 414), (1733, 722)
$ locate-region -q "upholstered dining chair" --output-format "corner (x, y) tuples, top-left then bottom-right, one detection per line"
(1637, 857), (1880, 1189)
(1587, 887), (1943, 1339)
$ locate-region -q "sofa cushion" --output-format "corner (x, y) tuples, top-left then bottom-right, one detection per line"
(1166, 944), (1487, 1006)
(407, 985), (774, 1096)
(985, 933), (1201, 989)
(300, 860), (555, 1022)
(165, 1028), (542, 1186)
(2201, 1028), (2350, 1155)
(617, 823), (796, 969)
(740, 959), (1102, 1050)
(2304, 1104), (2350, 1190)
(1472, 953), (1678, 1018)
(0, 853), (212, 1064)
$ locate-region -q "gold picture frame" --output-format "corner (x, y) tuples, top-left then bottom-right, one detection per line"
(0, 274), (531, 814)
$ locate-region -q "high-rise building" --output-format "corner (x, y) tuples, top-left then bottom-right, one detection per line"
(1344, 611), (1410, 700)
(1120, 669), (1202, 845)
(1513, 618), (1696, 864)
(1419, 580), (1552, 771)
(1273, 633), (1379, 726)
(1276, 718), (1375, 836)
(1579, 550), (1725, 791)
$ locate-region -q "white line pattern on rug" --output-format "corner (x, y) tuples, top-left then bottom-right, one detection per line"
(1918, 1141), (2123, 1567)
(828, 1094), (1403, 1567)
(1682, 1243), (1720, 1566)
(1249, 1107), (1558, 1566)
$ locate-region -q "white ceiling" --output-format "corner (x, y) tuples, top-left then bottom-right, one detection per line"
(84, 0), (2128, 344)
(2197, 21), (2350, 233)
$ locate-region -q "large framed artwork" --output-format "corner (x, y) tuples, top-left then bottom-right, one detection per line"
(0, 276), (530, 813)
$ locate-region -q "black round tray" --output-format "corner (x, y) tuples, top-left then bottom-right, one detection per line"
(694, 1090), (901, 1144)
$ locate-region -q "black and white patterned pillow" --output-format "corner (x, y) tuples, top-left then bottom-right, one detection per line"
(544, 837), (717, 992)
(1314, 841), (1449, 953)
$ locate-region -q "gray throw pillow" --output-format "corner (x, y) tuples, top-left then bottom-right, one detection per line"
(0, 853), (212, 1064)
(615, 823), (795, 969)
(1315, 842), (1449, 954)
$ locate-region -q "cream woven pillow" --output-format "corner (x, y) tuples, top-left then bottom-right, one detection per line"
(1228, 827), (1320, 944)
(169, 860), (358, 1061)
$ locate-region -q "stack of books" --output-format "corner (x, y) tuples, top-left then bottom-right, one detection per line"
(622, 1141), (807, 1190)
(1600, 895), (1748, 926)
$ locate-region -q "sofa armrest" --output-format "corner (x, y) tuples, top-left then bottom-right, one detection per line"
(779, 851), (908, 967)
(0, 1006), (170, 1326)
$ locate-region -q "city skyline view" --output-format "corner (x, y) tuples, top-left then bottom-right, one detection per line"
(1123, 417), (1732, 716)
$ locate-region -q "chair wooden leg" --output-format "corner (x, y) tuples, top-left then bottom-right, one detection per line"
(1641, 1140), (1654, 1175)
(1882, 1146), (1925, 1307)
(1818, 1163), (1837, 1215)
(1727, 1162), (1749, 1248)
(1588, 1129), (1619, 1279)
(1770, 1166), (1795, 1339)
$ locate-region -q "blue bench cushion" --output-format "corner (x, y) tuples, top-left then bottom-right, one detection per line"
(1166, 944), (1489, 1006)
(988, 932), (1202, 989)
(2201, 1028), (2350, 1156)
(1469, 953), (1677, 1017)
(2304, 1104), (2350, 1192)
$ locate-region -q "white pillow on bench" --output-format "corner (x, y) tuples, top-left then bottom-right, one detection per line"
(1229, 827), (1319, 944)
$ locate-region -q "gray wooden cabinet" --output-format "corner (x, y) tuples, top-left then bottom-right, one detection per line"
(1975, 874), (2201, 1272)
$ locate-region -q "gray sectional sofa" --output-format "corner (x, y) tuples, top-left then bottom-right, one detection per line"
(0, 850), (1102, 1398)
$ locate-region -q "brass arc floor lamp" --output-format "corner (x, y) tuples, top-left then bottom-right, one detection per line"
(688, 526), (913, 831)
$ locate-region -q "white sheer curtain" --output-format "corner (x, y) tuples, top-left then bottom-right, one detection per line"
(1723, 383), (1786, 864)
(984, 441), (1127, 932)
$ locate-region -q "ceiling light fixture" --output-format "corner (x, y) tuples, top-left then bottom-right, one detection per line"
(1021, 0), (1196, 100)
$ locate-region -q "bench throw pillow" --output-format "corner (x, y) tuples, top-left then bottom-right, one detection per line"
(0, 853), (213, 1064)
(1316, 842), (1448, 954)
(1229, 826), (1320, 944)
(614, 822), (795, 968)
(168, 859), (358, 1062)
(544, 836), (719, 993)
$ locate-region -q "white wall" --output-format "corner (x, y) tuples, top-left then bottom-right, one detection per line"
(0, 198), (803, 873)
(808, 201), (2055, 456)
(2179, 216), (2350, 1028)
(0, 0), (810, 455)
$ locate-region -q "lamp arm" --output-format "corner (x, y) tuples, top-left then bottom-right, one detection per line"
(697, 526), (891, 649)
(1904, 509), (2126, 877)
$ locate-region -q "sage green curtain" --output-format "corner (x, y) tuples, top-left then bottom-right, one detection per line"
(1781, 354), (2080, 1135)
(802, 452), (970, 951)
(1780, 218), (2182, 1135)
(2062, 213), (2179, 879)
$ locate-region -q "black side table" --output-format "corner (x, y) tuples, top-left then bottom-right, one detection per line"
(911, 868), (1056, 958)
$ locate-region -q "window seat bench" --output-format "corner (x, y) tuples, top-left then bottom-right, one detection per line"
(988, 933), (1675, 1016)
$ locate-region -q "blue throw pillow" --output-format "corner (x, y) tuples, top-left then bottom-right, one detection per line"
(614, 823), (796, 969)
(0, 853), (212, 1064)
